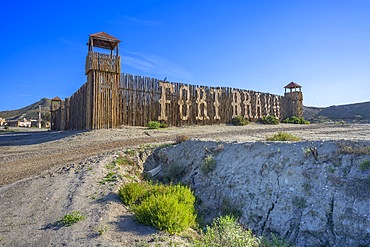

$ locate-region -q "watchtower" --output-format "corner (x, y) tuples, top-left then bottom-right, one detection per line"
(282, 82), (303, 119)
(85, 32), (121, 129)
(50, 96), (62, 130)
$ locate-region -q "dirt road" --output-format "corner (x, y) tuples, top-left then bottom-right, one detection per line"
(1, 123), (370, 186)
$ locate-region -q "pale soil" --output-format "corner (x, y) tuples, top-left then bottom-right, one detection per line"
(1, 123), (370, 246)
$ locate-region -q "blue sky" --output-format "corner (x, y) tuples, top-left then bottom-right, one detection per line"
(1, 0), (370, 111)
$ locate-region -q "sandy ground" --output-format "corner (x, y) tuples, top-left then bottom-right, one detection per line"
(1, 123), (370, 246)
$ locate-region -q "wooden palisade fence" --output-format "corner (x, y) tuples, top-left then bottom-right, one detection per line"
(51, 32), (302, 130)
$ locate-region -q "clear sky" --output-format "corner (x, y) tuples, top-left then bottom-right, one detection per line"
(1, 0), (370, 111)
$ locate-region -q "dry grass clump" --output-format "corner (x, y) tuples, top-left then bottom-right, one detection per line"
(175, 135), (190, 143)
(60, 211), (86, 226)
(231, 116), (249, 126)
(266, 132), (301, 141)
(359, 159), (370, 171)
(200, 156), (217, 174)
(260, 115), (279, 125)
(283, 116), (310, 124)
(338, 142), (370, 155)
(194, 215), (260, 247)
(147, 121), (167, 129)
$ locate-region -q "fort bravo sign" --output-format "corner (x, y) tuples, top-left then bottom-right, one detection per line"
(51, 32), (303, 130)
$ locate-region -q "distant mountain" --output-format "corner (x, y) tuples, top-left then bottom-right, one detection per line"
(304, 101), (370, 123)
(0, 98), (51, 121)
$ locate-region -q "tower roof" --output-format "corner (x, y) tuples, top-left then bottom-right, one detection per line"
(284, 81), (302, 89)
(51, 96), (62, 101)
(88, 32), (120, 50)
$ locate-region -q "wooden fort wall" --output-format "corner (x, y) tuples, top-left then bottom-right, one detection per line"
(51, 73), (303, 130)
(51, 52), (302, 130)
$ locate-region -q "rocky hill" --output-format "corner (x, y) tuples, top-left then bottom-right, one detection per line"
(0, 98), (51, 121)
(304, 101), (370, 123)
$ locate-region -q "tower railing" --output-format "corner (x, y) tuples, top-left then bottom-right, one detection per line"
(85, 51), (121, 74)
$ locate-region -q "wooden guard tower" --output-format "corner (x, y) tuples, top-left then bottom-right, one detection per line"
(85, 32), (121, 129)
(283, 81), (303, 119)
(50, 96), (62, 130)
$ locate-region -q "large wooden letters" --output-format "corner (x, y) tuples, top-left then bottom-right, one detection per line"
(158, 82), (174, 121)
(254, 93), (262, 119)
(196, 87), (210, 120)
(243, 91), (253, 119)
(178, 85), (191, 120)
(231, 90), (242, 118)
(211, 88), (222, 120)
(156, 83), (282, 123)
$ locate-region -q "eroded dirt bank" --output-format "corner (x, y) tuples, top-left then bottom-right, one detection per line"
(148, 140), (370, 246)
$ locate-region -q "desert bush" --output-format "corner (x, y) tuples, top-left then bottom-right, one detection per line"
(221, 198), (242, 218)
(99, 171), (120, 184)
(124, 148), (136, 156)
(175, 134), (190, 143)
(231, 116), (249, 126)
(266, 132), (301, 141)
(162, 162), (186, 183)
(338, 142), (370, 155)
(359, 159), (370, 171)
(118, 182), (150, 206)
(261, 233), (294, 247)
(283, 116), (310, 124)
(194, 215), (260, 247)
(147, 121), (167, 129)
(200, 156), (217, 174)
(119, 182), (196, 234)
(260, 115), (279, 125)
(116, 156), (135, 166)
(60, 211), (86, 226)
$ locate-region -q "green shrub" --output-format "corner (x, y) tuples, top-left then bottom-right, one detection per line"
(194, 215), (260, 247)
(147, 121), (167, 129)
(231, 116), (249, 126)
(124, 148), (136, 156)
(283, 116), (310, 124)
(60, 211), (86, 226)
(99, 171), (119, 184)
(359, 159), (370, 171)
(262, 233), (294, 247)
(116, 156), (135, 166)
(221, 198), (242, 218)
(118, 182), (150, 206)
(162, 162), (186, 183)
(119, 182), (196, 234)
(266, 132), (301, 141)
(200, 156), (217, 174)
(260, 115), (279, 125)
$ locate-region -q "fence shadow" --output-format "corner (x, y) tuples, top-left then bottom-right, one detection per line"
(0, 129), (85, 146)
(92, 192), (157, 236)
